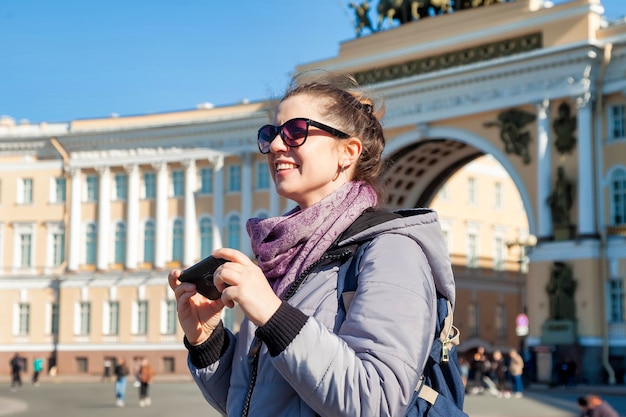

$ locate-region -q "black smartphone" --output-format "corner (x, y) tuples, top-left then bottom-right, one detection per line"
(178, 256), (229, 300)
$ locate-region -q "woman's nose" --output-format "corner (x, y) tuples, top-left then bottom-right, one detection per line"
(269, 133), (288, 153)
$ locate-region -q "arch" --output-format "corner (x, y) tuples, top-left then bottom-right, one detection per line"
(383, 125), (537, 234)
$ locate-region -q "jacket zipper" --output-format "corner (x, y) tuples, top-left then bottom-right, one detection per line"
(240, 249), (353, 417)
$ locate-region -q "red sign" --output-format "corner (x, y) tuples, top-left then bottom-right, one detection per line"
(515, 314), (529, 327)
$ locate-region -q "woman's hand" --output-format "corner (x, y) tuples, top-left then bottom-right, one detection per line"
(212, 248), (282, 327)
(168, 269), (224, 346)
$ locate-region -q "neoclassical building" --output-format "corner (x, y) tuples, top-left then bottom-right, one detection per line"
(1, 0), (625, 384)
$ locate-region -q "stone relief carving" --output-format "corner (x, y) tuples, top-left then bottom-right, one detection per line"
(484, 108), (536, 164)
(552, 102), (577, 154)
(546, 261), (577, 321)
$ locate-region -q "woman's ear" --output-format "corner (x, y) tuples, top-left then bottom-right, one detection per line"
(342, 137), (362, 168)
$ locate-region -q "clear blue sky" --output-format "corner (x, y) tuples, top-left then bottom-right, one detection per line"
(1, 0), (624, 124)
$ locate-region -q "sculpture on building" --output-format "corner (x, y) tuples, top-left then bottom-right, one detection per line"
(546, 166), (574, 228)
(377, 0), (421, 29)
(546, 261), (577, 321)
(350, 1), (376, 37)
(552, 102), (577, 154)
(351, 0), (511, 35)
(484, 108), (536, 164)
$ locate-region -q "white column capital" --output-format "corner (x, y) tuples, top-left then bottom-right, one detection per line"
(210, 154), (224, 171)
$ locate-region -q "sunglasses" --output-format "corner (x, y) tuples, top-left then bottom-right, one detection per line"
(257, 118), (349, 154)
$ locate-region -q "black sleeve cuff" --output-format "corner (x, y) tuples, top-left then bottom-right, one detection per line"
(255, 302), (309, 357)
(184, 321), (229, 368)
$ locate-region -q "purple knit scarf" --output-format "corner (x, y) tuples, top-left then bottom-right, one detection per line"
(246, 181), (378, 298)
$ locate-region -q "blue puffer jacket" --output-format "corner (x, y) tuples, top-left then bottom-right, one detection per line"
(187, 208), (456, 417)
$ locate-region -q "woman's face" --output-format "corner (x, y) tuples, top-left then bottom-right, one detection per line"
(266, 94), (349, 209)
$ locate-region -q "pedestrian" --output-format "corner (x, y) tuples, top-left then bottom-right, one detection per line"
(168, 71), (456, 416)
(459, 356), (470, 391)
(101, 358), (112, 383)
(9, 352), (24, 391)
(508, 349), (524, 398)
(137, 357), (153, 407)
(32, 357), (44, 386)
(114, 357), (130, 407)
(470, 346), (489, 394)
(489, 350), (508, 397)
(577, 394), (619, 417)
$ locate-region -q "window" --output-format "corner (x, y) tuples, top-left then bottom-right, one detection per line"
(86, 175), (98, 202)
(76, 357), (88, 373)
(467, 232), (478, 268)
(85, 223), (97, 265)
(609, 279), (624, 323)
(18, 178), (34, 204)
(172, 219), (183, 262)
(53, 177), (66, 203)
(19, 233), (33, 268)
(494, 236), (505, 271)
(494, 181), (503, 209)
(105, 301), (120, 335)
(611, 169), (626, 225)
(114, 222), (126, 264)
(468, 303), (479, 337)
(136, 300), (148, 335)
(163, 357), (175, 374)
(17, 303), (30, 336)
(227, 215), (240, 250)
(144, 221), (155, 263)
(199, 167), (213, 194)
(467, 177), (476, 205)
(52, 227), (66, 267)
(256, 162), (270, 190)
(163, 300), (177, 335)
(495, 304), (507, 337)
(51, 303), (59, 336)
(172, 170), (184, 197)
(114, 173), (127, 201)
(78, 302), (91, 335)
(608, 104), (625, 140)
(199, 218), (213, 259)
(228, 165), (241, 192)
(143, 172), (156, 199)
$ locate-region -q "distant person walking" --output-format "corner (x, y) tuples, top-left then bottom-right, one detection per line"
(32, 357), (44, 386)
(9, 352), (24, 391)
(137, 357), (154, 407)
(114, 357), (130, 407)
(509, 349), (524, 398)
(101, 358), (112, 383)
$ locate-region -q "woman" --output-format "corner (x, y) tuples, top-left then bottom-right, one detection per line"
(114, 357), (129, 407)
(168, 72), (456, 416)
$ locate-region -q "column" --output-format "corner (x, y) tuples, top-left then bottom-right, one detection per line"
(240, 153), (252, 256)
(183, 159), (197, 267)
(154, 162), (168, 269)
(96, 166), (111, 271)
(68, 167), (82, 272)
(576, 94), (596, 238)
(535, 99), (552, 239)
(125, 164), (140, 270)
(211, 155), (224, 250)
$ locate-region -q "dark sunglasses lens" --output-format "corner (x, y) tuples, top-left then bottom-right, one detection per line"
(258, 126), (277, 153)
(282, 119), (308, 146)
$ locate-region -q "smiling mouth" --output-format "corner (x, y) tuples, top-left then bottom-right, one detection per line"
(275, 162), (298, 172)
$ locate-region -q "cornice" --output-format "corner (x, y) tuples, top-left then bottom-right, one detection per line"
(376, 45), (602, 125)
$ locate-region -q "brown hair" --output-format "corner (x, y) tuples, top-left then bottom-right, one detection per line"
(280, 71), (387, 202)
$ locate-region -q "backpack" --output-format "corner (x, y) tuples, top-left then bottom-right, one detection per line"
(332, 209), (468, 417)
